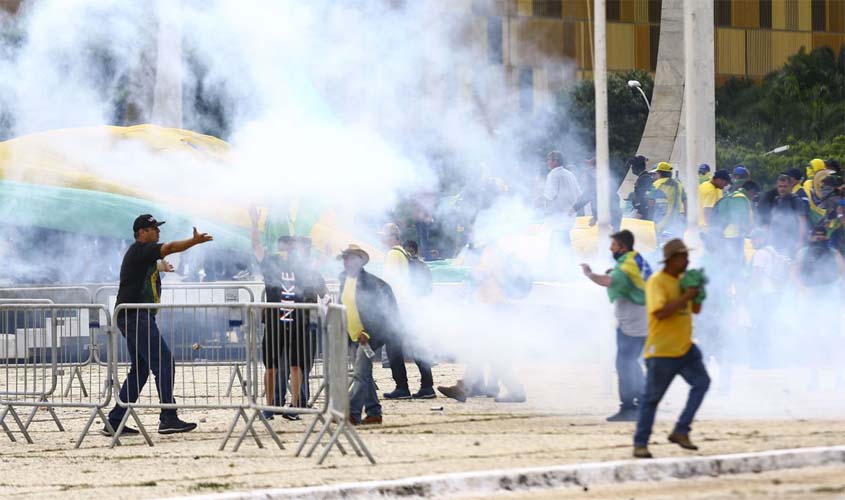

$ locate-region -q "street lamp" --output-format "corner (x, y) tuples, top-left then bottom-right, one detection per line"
(627, 80), (651, 111)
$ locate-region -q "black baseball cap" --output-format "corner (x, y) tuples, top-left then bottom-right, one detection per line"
(712, 169), (731, 182)
(133, 214), (166, 232)
(785, 168), (803, 181)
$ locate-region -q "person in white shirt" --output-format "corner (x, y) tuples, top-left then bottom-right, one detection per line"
(543, 151), (582, 272)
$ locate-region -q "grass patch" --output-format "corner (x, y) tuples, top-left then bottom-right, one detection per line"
(812, 486), (845, 494)
(137, 481), (157, 487)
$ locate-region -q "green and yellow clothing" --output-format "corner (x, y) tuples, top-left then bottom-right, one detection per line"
(644, 271), (692, 359)
(698, 181), (723, 228)
(608, 251), (653, 305)
(649, 177), (686, 235)
(698, 174), (711, 185)
(342, 277), (366, 342)
(801, 179), (827, 224)
(716, 188), (754, 238)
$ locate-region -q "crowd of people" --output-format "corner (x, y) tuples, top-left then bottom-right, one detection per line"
(102, 150), (844, 458)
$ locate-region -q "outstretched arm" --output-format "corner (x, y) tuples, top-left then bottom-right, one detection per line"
(580, 263), (612, 287)
(161, 227), (213, 257)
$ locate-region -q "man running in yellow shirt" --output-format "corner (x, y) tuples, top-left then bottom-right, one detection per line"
(633, 239), (710, 459)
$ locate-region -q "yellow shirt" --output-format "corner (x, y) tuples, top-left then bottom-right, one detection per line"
(644, 271), (692, 359)
(341, 277), (365, 342)
(698, 181), (722, 228)
(384, 246), (410, 299)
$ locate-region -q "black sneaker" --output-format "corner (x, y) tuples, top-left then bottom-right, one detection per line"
(412, 387), (436, 399)
(100, 423), (140, 436)
(281, 412), (301, 421)
(158, 417), (197, 434)
(383, 388), (411, 400)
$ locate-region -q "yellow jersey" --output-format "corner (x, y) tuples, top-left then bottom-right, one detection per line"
(644, 271), (693, 359)
(698, 181), (722, 228)
(341, 277), (366, 342)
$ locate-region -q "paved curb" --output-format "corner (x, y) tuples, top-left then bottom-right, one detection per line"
(171, 445), (845, 500)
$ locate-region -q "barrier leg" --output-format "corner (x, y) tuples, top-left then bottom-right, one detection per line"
(295, 413), (324, 457)
(63, 366), (89, 398)
(316, 420), (346, 465)
(6, 406), (33, 444)
(344, 421), (376, 464)
(256, 411), (284, 450)
(225, 366), (247, 397)
(24, 397), (64, 432)
(75, 407), (116, 449)
(218, 408), (246, 451)
(304, 416), (333, 458)
(1, 406), (16, 443)
(308, 379), (326, 407)
(232, 409), (264, 452)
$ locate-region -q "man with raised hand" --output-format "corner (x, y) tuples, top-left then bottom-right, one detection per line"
(105, 214), (212, 436)
(581, 229), (652, 422)
(633, 239), (710, 459)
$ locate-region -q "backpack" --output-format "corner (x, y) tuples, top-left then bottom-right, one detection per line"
(407, 257), (433, 296)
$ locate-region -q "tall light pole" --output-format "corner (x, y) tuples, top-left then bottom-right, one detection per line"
(594, 0), (611, 244)
(627, 80), (651, 111)
(682, 1), (715, 243)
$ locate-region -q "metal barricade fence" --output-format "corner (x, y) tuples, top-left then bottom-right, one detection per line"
(222, 302), (327, 452)
(294, 304), (373, 464)
(0, 286), (94, 305)
(109, 303), (261, 448)
(0, 303), (113, 448)
(94, 282), (258, 310)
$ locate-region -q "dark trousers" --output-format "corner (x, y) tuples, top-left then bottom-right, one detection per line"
(108, 311), (176, 423)
(385, 336), (433, 391)
(616, 329), (646, 409)
(634, 344), (710, 447)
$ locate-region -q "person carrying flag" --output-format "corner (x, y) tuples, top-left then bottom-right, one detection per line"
(581, 229), (652, 421)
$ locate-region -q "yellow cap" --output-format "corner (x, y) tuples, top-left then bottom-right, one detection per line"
(656, 162), (673, 173)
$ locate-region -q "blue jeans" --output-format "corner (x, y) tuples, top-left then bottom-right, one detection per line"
(616, 329), (645, 409)
(108, 311), (177, 423)
(634, 344), (710, 447)
(349, 339), (384, 421)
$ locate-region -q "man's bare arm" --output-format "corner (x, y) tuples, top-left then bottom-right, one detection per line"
(653, 288), (698, 320)
(161, 227), (213, 257)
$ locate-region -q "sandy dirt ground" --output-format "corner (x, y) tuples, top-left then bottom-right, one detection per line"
(1, 362), (845, 499)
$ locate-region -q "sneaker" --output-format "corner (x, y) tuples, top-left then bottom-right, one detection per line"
(633, 446), (653, 459)
(281, 412), (301, 421)
(361, 415), (382, 425)
(412, 387), (436, 399)
(158, 417), (197, 435)
(606, 408), (639, 422)
(494, 393), (526, 403)
(100, 423), (140, 437)
(668, 432), (699, 450)
(261, 410), (275, 421)
(437, 384), (467, 403)
(349, 416), (360, 425)
(383, 388), (411, 400)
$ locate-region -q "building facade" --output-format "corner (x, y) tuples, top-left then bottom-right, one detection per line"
(468, 0), (845, 110)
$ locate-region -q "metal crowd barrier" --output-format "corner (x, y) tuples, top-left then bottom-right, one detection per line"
(0, 303), (113, 448)
(94, 282), (258, 310)
(0, 286), (94, 305)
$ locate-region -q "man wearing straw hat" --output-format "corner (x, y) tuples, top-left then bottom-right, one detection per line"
(338, 244), (404, 425)
(633, 239), (710, 459)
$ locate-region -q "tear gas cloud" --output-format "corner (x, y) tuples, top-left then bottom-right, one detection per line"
(1, 1), (843, 420)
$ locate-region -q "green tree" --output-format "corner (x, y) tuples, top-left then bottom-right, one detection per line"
(558, 69), (654, 179)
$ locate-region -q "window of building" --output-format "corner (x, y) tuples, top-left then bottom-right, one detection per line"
(812, 0), (826, 31)
(487, 16), (504, 64)
(607, 0), (621, 21)
(519, 66), (533, 112)
(533, 0), (562, 17)
(715, 0), (731, 26)
(759, 0), (772, 29)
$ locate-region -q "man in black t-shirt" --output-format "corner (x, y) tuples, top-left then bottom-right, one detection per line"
(104, 214), (213, 437)
(249, 208), (327, 420)
(769, 174), (810, 257)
